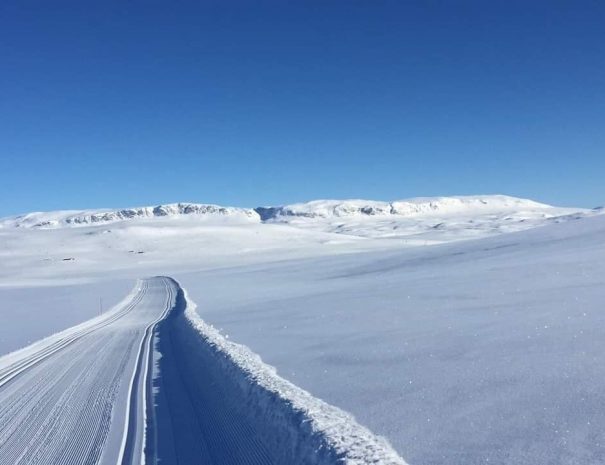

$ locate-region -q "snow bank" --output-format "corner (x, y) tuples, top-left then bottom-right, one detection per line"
(172, 279), (407, 465)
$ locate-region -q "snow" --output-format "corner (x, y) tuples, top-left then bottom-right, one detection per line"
(174, 282), (407, 464)
(0, 203), (259, 229)
(259, 195), (551, 219)
(0, 195), (593, 289)
(177, 214), (605, 464)
(0, 279), (132, 355)
(257, 195), (588, 240)
(0, 278), (173, 465)
(2, 196), (588, 244)
(1, 195), (604, 464)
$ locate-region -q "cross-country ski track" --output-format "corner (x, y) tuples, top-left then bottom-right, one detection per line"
(0, 277), (406, 465)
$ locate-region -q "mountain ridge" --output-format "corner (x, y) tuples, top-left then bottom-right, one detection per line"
(0, 195), (589, 229)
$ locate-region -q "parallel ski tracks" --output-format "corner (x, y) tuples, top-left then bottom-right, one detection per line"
(0, 277), (294, 465)
(0, 280), (149, 389)
(117, 279), (174, 465)
(0, 277), (173, 465)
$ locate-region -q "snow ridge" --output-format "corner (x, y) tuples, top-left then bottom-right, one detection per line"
(174, 280), (407, 465)
(62, 203), (259, 225)
(2, 195), (585, 230)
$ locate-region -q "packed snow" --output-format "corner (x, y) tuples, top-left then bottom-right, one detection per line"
(0, 278), (174, 465)
(1, 195), (603, 464)
(166, 281), (407, 464)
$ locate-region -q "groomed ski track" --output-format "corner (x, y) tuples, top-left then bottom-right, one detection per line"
(0, 278), (172, 465)
(0, 277), (406, 465)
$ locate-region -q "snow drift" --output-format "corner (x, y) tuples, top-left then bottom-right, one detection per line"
(170, 279), (407, 465)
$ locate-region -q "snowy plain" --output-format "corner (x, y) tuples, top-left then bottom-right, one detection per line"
(1, 195), (603, 464)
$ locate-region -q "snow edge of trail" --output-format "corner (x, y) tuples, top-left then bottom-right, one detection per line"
(175, 279), (408, 465)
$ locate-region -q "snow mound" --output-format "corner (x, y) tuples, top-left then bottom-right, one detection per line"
(2, 203), (260, 228)
(175, 280), (407, 465)
(256, 195), (553, 220)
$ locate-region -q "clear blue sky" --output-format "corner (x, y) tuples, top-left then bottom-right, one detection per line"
(1, 1), (604, 216)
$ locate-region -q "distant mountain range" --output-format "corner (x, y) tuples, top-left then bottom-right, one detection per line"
(1, 195), (592, 229)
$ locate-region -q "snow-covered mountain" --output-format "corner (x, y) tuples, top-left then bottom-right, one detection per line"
(1, 195), (588, 230)
(1, 195), (597, 249)
(1, 203), (259, 229)
(256, 195), (592, 240)
(256, 195), (552, 220)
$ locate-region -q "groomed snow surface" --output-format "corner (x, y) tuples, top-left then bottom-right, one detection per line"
(0, 277), (405, 465)
(1, 195), (604, 464)
(151, 280), (405, 464)
(0, 278), (174, 465)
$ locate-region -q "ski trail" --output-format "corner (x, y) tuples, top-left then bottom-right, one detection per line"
(150, 287), (274, 464)
(0, 277), (171, 465)
(0, 277), (407, 465)
(148, 279), (407, 465)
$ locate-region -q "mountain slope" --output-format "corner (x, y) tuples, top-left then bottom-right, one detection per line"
(256, 195), (592, 240)
(256, 195), (553, 219)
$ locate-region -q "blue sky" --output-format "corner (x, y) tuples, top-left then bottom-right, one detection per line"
(1, 1), (603, 216)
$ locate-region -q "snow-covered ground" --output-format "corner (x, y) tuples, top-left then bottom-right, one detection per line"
(1, 195), (603, 464)
(1, 277), (403, 465)
(0, 278), (173, 465)
(178, 214), (605, 464)
(0, 279), (132, 355)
